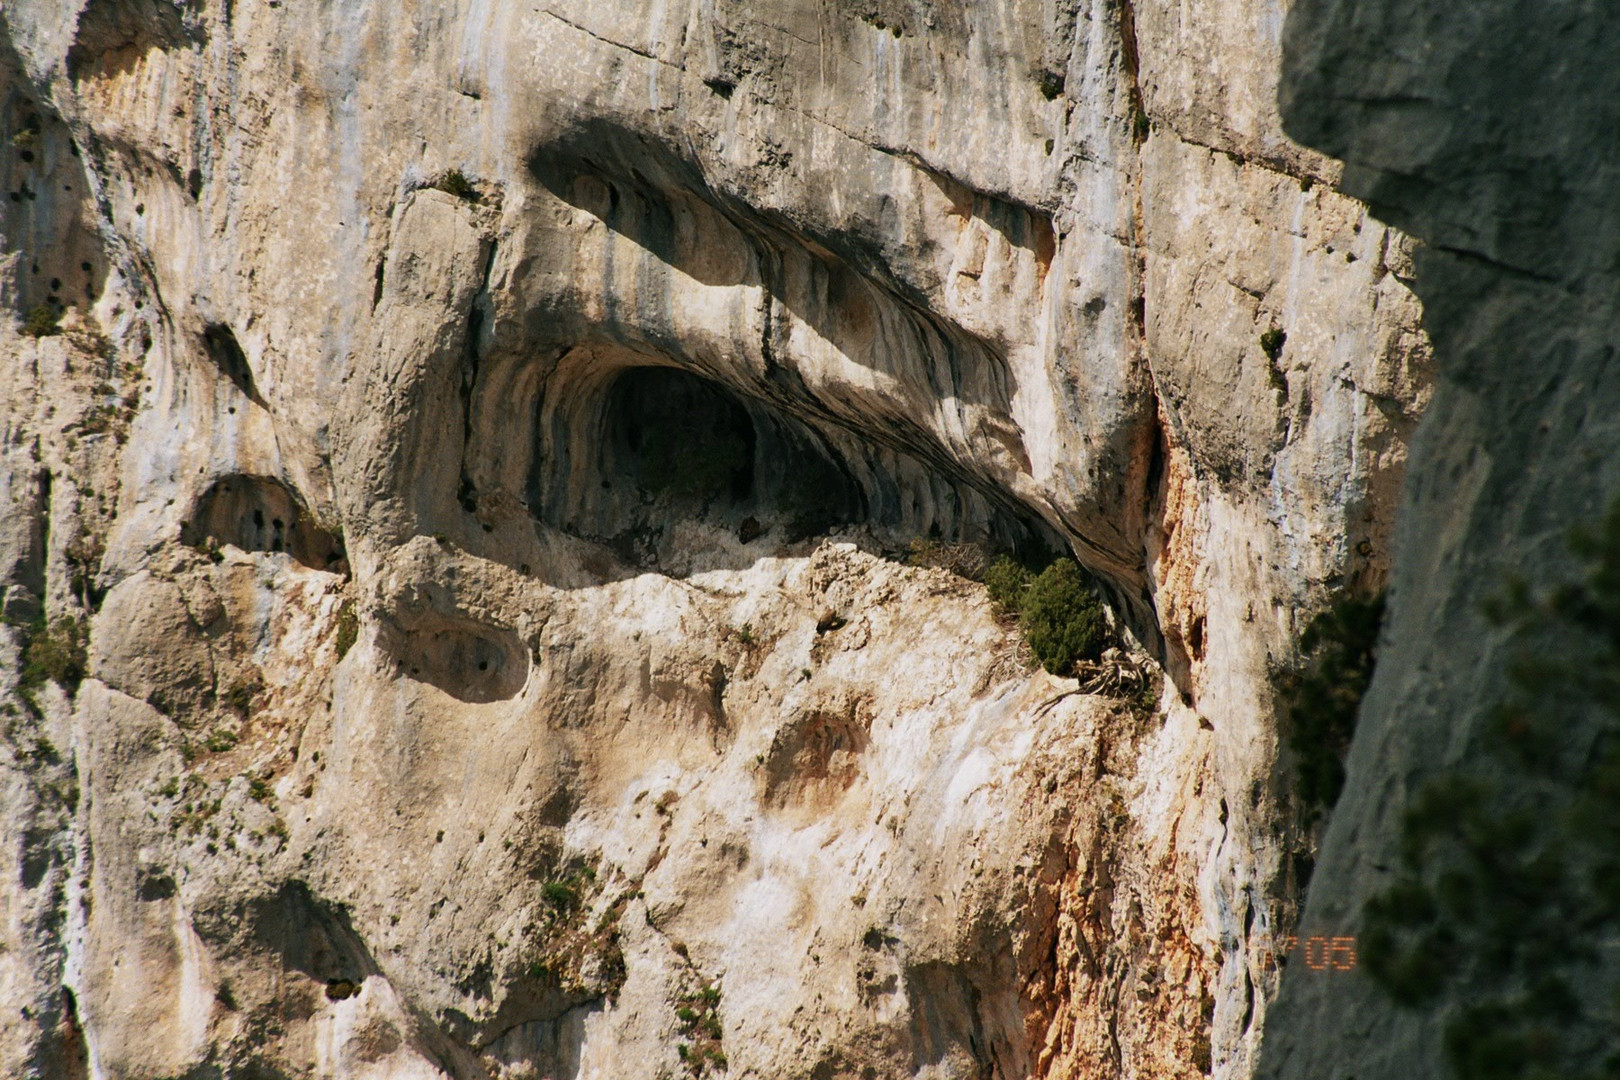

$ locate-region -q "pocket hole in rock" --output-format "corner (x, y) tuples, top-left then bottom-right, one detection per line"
(202, 323), (267, 406)
(181, 475), (347, 572)
(377, 616), (528, 703)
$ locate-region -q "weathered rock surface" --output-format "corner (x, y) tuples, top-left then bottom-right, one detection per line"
(0, 1), (1431, 1077)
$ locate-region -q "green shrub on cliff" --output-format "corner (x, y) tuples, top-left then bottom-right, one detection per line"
(18, 615), (88, 696)
(1276, 592), (1385, 815)
(1021, 559), (1109, 675)
(984, 555), (1032, 611)
(334, 600), (359, 660)
(984, 555), (1110, 676)
(1259, 327), (1286, 361)
(21, 304), (61, 338)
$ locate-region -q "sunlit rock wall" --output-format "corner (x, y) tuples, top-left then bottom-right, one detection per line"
(0, 1), (1429, 1077)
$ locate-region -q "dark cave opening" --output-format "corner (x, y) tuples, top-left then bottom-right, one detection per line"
(548, 363), (868, 544)
(508, 347), (1063, 583)
(611, 367), (758, 508)
(181, 475), (346, 573)
(202, 323), (266, 406)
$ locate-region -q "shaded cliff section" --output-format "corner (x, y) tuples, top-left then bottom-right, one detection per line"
(1260, 1), (1620, 1077)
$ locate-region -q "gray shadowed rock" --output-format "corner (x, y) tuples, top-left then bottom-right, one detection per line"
(1260, 1), (1620, 1078)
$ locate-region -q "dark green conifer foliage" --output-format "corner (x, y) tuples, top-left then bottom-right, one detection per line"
(982, 555), (1110, 676)
(1280, 593), (1385, 814)
(1021, 559), (1109, 675)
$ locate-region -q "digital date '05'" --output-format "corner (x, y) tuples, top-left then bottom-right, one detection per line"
(1259, 935), (1357, 971)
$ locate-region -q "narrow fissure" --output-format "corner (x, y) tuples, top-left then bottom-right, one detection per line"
(457, 241), (498, 515)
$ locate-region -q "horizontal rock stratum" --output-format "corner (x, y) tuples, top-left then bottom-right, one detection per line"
(0, 1), (1445, 1078)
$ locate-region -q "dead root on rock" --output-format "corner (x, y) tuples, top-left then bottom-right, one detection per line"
(1034, 649), (1158, 717)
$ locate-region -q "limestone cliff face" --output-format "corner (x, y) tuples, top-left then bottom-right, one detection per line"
(0, 2), (1428, 1078)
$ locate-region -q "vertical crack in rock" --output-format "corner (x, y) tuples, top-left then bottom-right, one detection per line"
(458, 239), (500, 516)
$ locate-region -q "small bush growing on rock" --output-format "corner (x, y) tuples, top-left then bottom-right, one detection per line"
(65, 533), (107, 612)
(905, 538), (988, 579)
(1020, 560), (1109, 675)
(673, 978), (727, 1076)
(76, 402), (122, 436)
(524, 859), (629, 1000)
(1276, 592), (1385, 814)
(542, 879), (581, 912)
(1259, 327), (1286, 361)
(19, 615), (88, 695)
(21, 303), (62, 338)
(983, 555), (1033, 611)
(23, 736), (58, 764)
(983, 556), (1110, 676)
(219, 676), (258, 717)
(334, 600), (359, 660)
(433, 168), (476, 200)
(1132, 107), (1150, 141)
(204, 729), (239, 753)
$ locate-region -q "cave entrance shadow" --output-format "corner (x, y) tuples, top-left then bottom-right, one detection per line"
(524, 119), (1020, 425)
(460, 123), (1153, 651)
(67, 0), (208, 83)
(248, 881), (381, 994)
(516, 123), (1149, 614)
(504, 355), (1061, 592)
(181, 474), (348, 573)
(215, 881), (490, 1075)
